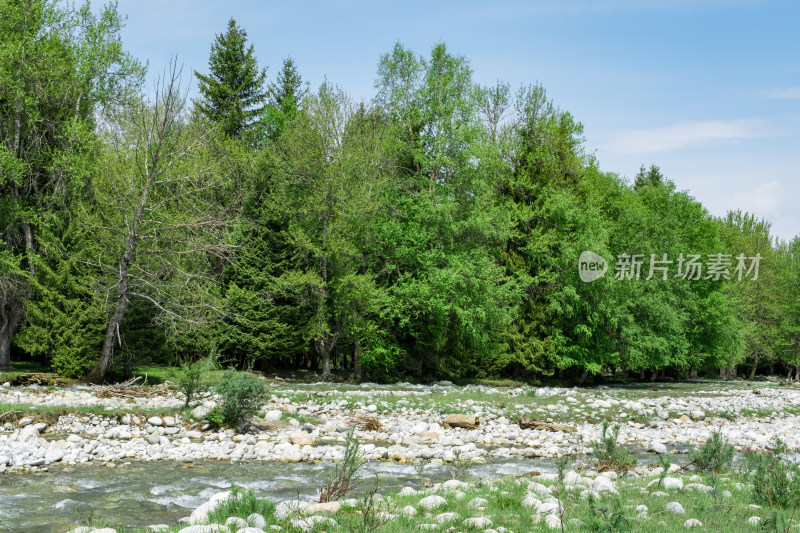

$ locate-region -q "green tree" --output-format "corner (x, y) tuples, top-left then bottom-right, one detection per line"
(0, 0), (142, 370)
(270, 84), (394, 380)
(374, 43), (521, 379)
(257, 56), (307, 142)
(83, 63), (231, 383)
(719, 211), (778, 379)
(195, 18), (267, 140)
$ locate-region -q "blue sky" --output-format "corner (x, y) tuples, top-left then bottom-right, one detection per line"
(117, 0), (799, 242)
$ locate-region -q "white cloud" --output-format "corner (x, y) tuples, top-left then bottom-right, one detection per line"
(598, 118), (787, 154)
(732, 180), (781, 218)
(762, 86), (800, 99)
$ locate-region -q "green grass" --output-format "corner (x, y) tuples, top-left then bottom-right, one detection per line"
(97, 468), (800, 532)
(0, 401), (193, 426)
(131, 365), (230, 387)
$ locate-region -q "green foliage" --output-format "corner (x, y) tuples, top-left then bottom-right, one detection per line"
(195, 18), (267, 140)
(2, 20), (795, 386)
(206, 406), (224, 428)
(215, 370), (267, 426)
(590, 421), (637, 472)
(743, 440), (800, 509)
(690, 430), (734, 473)
(178, 354), (219, 406)
(584, 494), (634, 533)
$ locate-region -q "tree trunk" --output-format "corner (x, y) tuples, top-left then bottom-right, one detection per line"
(577, 368), (589, 385)
(316, 339), (331, 380)
(749, 353), (758, 380)
(0, 303), (25, 370)
(795, 366), (800, 381)
(86, 164), (151, 383)
(85, 263), (130, 384)
(690, 368), (698, 379)
(353, 339), (363, 381)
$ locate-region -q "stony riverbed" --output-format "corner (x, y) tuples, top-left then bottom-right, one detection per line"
(1, 380), (800, 472)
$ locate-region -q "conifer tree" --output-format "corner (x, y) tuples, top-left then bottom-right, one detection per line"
(195, 18), (267, 139)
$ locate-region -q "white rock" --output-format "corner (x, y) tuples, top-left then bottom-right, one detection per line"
(468, 497), (489, 508)
(275, 500), (309, 519)
(147, 416), (163, 426)
(662, 477), (683, 490)
(441, 479), (467, 491)
(18, 425), (40, 442)
(225, 517), (248, 529)
(419, 495), (447, 510)
(592, 477), (617, 494)
(545, 514), (562, 529)
(685, 483), (712, 493)
(398, 486), (417, 496)
(264, 410), (283, 421)
(289, 431), (314, 446)
(522, 495), (542, 509)
(247, 513), (267, 529)
(646, 441), (668, 454)
(401, 505), (417, 517)
(463, 517), (492, 527)
(434, 512), (460, 524)
(305, 502), (340, 514)
(666, 502), (686, 514)
(748, 516), (761, 525)
(537, 502), (559, 515)
(45, 449), (64, 463)
(684, 518), (703, 528)
(290, 515), (336, 531)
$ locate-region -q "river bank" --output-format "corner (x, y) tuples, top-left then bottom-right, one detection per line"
(1, 378), (799, 531)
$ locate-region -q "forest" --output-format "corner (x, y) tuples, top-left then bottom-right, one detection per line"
(1, 0), (799, 385)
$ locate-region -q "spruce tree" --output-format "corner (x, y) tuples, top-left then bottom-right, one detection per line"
(195, 18), (267, 139)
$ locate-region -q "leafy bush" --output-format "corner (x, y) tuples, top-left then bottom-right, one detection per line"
(206, 406), (225, 428)
(215, 370), (267, 426)
(690, 430), (735, 473)
(590, 421), (637, 472)
(743, 439), (800, 509)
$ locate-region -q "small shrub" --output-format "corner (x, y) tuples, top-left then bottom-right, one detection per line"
(207, 488), (275, 523)
(743, 440), (800, 509)
(690, 430), (734, 473)
(178, 361), (203, 407)
(656, 454), (671, 488)
(319, 426), (364, 502)
(178, 353), (220, 407)
(583, 493), (634, 533)
(206, 406), (224, 428)
(215, 370), (267, 426)
(590, 421), (637, 472)
(448, 448), (472, 480)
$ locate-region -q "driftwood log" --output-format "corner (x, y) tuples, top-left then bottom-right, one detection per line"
(442, 414), (480, 429)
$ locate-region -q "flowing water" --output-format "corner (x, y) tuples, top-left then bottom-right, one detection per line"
(0, 458), (564, 532)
